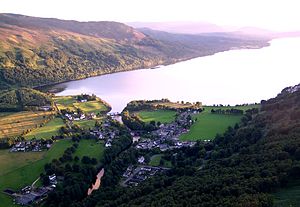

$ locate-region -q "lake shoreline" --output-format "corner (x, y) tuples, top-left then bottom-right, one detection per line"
(36, 42), (270, 93)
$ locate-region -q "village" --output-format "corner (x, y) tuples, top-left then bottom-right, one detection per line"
(4, 174), (58, 206)
(10, 139), (53, 153)
(121, 164), (170, 187)
(134, 110), (198, 151)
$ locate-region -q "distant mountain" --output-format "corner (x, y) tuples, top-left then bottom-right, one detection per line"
(0, 14), (270, 88)
(128, 22), (300, 39)
(127, 21), (232, 34)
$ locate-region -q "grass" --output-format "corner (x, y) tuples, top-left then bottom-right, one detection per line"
(73, 100), (108, 114)
(74, 139), (105, 162)
(180, 105), (260, 141)
(75, 120), (96, 129)
(54, 96), (109, 114)
(138, 109), (176, 124)
(24, 117), (65, 139)
(53, 96), (77, 111)
(149, 154), (163, 166)
(149, 154), (172, 168)
(0, 139), (72, 206)
(0, 111), (56, 139)
(273, 180), (300, 207)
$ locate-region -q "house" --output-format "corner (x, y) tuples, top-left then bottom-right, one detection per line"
(138, 156), (145, 164)
(81, 99), (87, 102)
(105, 141), (112, 147)
(40, 106), (52, 111)
(49, 174), (57, 184)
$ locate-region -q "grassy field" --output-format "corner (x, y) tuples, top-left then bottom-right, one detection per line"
(0, 111), (55, 139)
(149, 154), (172, 167)
(0, 139), (72, 206)
(273, 180), (300, 207)
(74, 139), (105, 162)
(138, 109), (176, 124)
(54, 96), (109, 114)
(153, 101), (201, 109)
(53, 96), (77, 111)
(75, 120), (96, 129)
(73, 100), (108, 114)
(180, 105), (260, 141)
(24, 117), (65, 139)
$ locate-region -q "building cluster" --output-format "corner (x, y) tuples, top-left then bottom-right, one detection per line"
(64, 111), (97, 121)
(122, 165), (169, 187)
(4, 174), (58, 206)
(135, 110), (197, 151)
(10, 140), (52, 152)
(90, 120), (118, 147)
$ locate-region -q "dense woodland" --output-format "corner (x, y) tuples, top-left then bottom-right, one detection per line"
(41, 84), (300, 207)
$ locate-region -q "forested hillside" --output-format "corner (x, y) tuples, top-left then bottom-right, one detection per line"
(0, 13), (270, 88)
(75, 84), (300, 207)
(0, 88), (51, 111)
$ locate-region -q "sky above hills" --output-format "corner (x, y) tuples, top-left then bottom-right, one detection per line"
(0, 0), (299, 32)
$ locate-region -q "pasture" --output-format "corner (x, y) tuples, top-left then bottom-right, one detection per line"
(0, 139), (72, 206)
(149, 154), (172, 167)
(73, 100), (108, 114)
(74, 139), (105, 162)
(138, 109), (176, 124)
(180, 105), (260, 141)
(0, 111), (55, 138)
(24, 117), (65, 139)
(54, 96), (110, 114)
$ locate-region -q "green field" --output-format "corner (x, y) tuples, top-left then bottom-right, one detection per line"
(73, 100), (108, 114)
(149, 154), (172, 167)
(0, 139), (72, 206)
(53, 96), (77, 108)
(74, 139), (105, 162)
(54, 96), (109, 114)
(273, 180), (300, 207)
(138, 109), (176, 124)
(75, 120), (96, 129)
(180, 105), (260, 141)
(24, 117), (65, 139)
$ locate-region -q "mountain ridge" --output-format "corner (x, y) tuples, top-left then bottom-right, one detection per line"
(0, 13), (270, 89)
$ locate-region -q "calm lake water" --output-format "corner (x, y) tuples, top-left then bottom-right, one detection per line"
(56, 37), (300, 112)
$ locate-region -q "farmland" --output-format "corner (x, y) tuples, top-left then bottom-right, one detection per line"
(24, 117), (65, 139)
(0, 139), (72, 206)
(73, 100), (109, 114)
(180, 105), (260, 141)
(149, 154), (172, 167)
(74, 139), (105, 162)
(54, 96), (110, 114)
(138, 109), (176, 124)
(0, 111), (56, 139)
(75, 120), (96, 129)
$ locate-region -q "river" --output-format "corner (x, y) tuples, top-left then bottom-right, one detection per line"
(55, 37), (300, 112)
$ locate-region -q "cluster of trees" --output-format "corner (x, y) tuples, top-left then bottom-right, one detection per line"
(124, 99), (202, 113)
(76, 94), (96, 102)
(0, 88), (51, 111)
(122, 110), (157, 131)
(211, 108), (244, 115)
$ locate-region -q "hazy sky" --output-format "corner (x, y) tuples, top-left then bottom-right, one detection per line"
(1, 0), (299, 31)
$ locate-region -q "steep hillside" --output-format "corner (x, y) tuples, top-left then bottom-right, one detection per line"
(0, 14), (270, 88)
